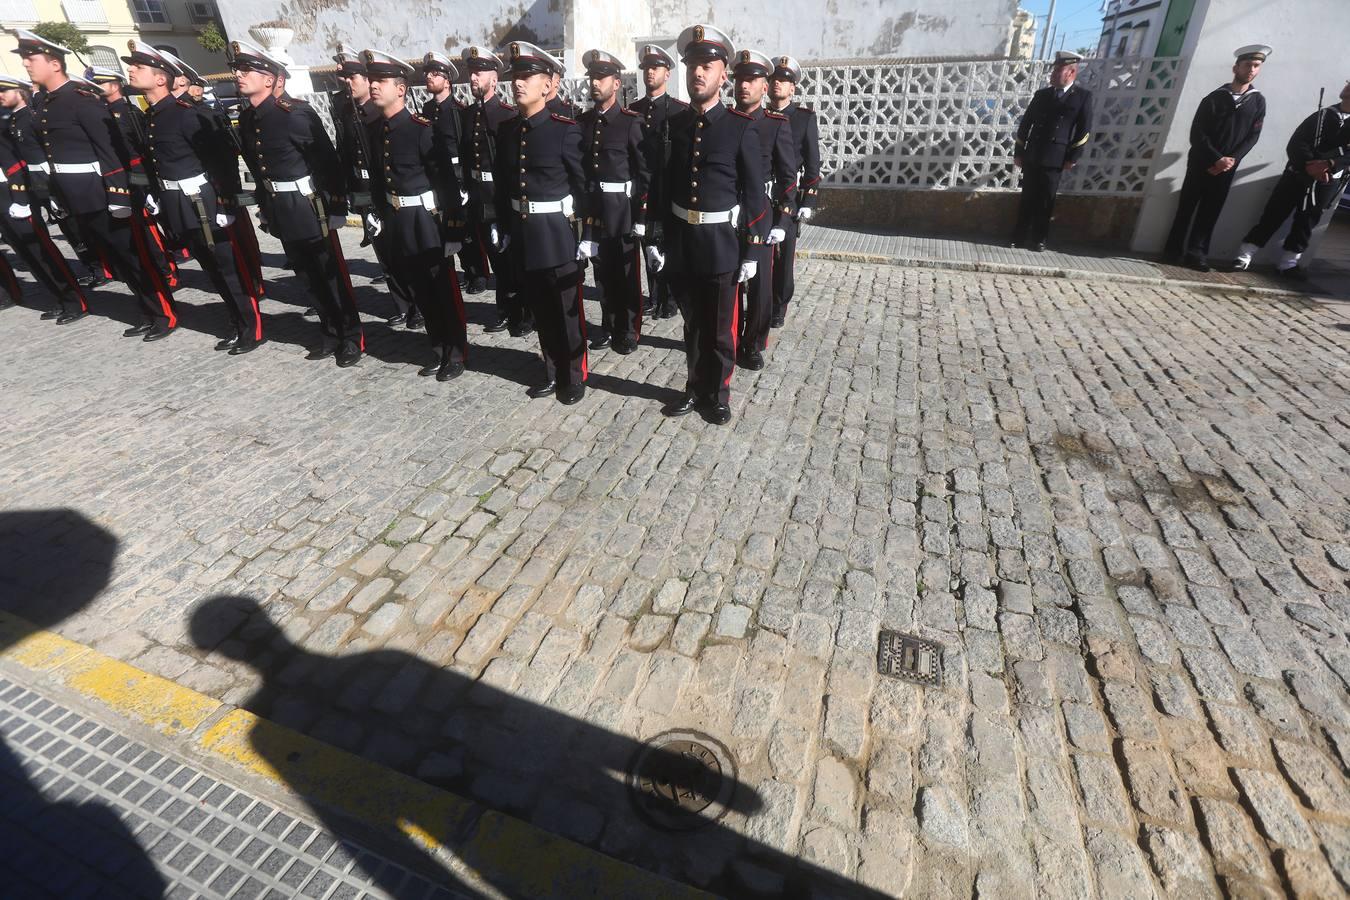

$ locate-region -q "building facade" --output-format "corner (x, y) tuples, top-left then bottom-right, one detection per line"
(1096, 0), (1172, 57)
(1007, 7), (1036, 59)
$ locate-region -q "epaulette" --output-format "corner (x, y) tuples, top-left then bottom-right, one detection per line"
(729, 108), (754, 120)
(800, 105), (814, 114)
(175, 98), (194, 109)
(620, 107), (639, 117)
(765, 110), (788, 121)
(275, 97), (295, 112)
(411, 114), (431, 126)
(551, 113), (575, 124)
(497, 99), (512, 110)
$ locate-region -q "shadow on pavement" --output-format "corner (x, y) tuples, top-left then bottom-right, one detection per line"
(0, 509), (167, 898)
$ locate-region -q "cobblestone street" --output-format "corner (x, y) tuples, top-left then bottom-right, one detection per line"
(2, 227), (1348, 897)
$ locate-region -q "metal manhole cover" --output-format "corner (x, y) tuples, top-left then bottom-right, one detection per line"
(626, 730), (737, 831)
(878, 630), (943, 686)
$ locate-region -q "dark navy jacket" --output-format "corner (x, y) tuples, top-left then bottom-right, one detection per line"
(238, 94), (346, 242)
(31, 80), (133, 215)
(1015, 84), (1094, 169)
(367, 106), (454, 255)
(143, 93), (241, 240)
(632, 92), (688, 238)
(423, 93), (466, 225)
(460, 94), (514, 225)
(493, 107), (585, 271)
(6, 105), (49, 204)
(577, 101), (649, 240)
(773, 100), (821, 209)
(1186, 86), (1265, 170)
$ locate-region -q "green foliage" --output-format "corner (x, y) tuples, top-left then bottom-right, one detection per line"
(32, 21), (90, 56)
(197, 21), (227, 54)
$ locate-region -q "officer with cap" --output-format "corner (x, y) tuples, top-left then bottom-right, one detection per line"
(631, 44), (688, 320)
(545, 65), (580, 120)
(460, 44), (527, 331)
(125, 40), (265, 354)
(419, 51), (473, 291)
(495, 41), (588, 404)
(363, 48), (470, 381)
(1011, 49), (1094, 251)
(15, 27), (181, 340)
(732, 47), (797, 372)
(767, 54), (820, 328)
(0, 74), (90, 321)
(1165, 46), (1269, 271)
(577, 48), (649, 354)
(647, 24), (767, 426)
(232, 38), (366, 366)
(1231, 78), (1350, 277)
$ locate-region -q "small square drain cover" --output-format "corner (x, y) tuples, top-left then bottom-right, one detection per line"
(877, 631), (943, 686)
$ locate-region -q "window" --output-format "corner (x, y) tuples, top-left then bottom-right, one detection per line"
(132, 0), (169, 24)
(0, 0), (40, 22)
(88, 46), (120, 71)
(187, 1), (214, 24)
(62, 0), (107, 23)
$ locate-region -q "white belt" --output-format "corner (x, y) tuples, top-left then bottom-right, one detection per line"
(470, 170), (493, 183)
(53, 162), (101, 174)
(264, 175), (314, 194)
(599, 180), (631, 195)
(161, 172), (209, 194)
(451, 156), (459, 165)
(28, 161), (50, 174)
(387, 189), (437, 210)
(511, 195), (574, 215)
(672, 202), (738, 225)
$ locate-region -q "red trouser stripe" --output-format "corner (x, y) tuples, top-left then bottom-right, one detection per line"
(129, 216), (177, 328)
(144, 212), (178, 285)
(631, 243), (643, 340)
(725, 283), (740, 388)
(575, 270), (588, 380)
(445, 259), (470, 360)
(33, 217), (88, 310)
(328, 230), (364, 352)
(226, 224), (264, 341)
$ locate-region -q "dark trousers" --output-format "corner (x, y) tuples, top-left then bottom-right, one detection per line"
(284, 233), (364, 353)
(1165, 165), (1236, 258)
(77, 209), (178, 328)
(54, 212), (102, 274)
(370, 224), (415, 317)
(1, 215), (87, 313)
(594, 236), (642, 342)
(1243, 171), (1328, 254)
(772, 219), (799, 315)
(643, 239), (675, 312)
(0, 251), (17, 302)
(196, 225), (264, 343)
(470, 222), (530, 326)
(1014, 165), (1064, 245)
(401, 249), (469, 365)
(673, 270), (738, 405)
(741, 244), (774, 354)
(525, 261), (586, 387)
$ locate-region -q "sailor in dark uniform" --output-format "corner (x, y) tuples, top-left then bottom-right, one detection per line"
(125, 40), (265, 354)
(363, 48), (469, 381)
(494, 41), (588, 404)
(576, 49), (649, 354)
(647, 24), (767, 426)
(420, 51), (474, 291)
(1165, 46), (1269, 271)
(16, 28), (181, 339)
(1012, 50), (1094, 251)
(1231, 79), (1350, 277)
(631, 44), (688, 320)
(232, 39), (365, 366)
(767, 54), (820, 328)
(732, 48), (796, 372)
(0, 74), (89, 320)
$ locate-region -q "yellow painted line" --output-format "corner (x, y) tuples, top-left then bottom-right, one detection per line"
(0, 613), (91, 672)
(55, 652), (221, 737)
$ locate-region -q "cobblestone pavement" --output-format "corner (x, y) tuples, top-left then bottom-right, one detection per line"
(2, 226), (1349, 897)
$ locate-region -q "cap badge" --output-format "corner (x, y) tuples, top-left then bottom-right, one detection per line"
(693, 25), (704, 42)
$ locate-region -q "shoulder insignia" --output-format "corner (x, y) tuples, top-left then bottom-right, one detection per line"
(765, 110), (788, 121)
(175, 98), (194, 109)
(497, 99), (512, 110)
(620, 107), (639, 117)
(275, 97), (294, 112)
(729, 108), (753, 120)
(411, 114), (431, 126)
(551, 113), (576, 124)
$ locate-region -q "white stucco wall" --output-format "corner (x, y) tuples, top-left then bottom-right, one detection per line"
(1131, 0), (1350, 264)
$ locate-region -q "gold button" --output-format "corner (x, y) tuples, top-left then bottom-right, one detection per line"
(691, 180), (698, 187)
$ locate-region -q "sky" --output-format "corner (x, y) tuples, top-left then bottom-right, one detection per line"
(1020, 0), (1108, 56)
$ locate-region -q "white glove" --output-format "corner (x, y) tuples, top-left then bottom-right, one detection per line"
(494, 230), (510, 254)
(443, 240), (462, 257)
(459, 190), (469, 207)
(364, 212), (382, 237)
(644, 245), (665, 273)
(327, 214), (346, 230)
(576, 239), (598, 261)
(215, 212), (236, 227)
(632, 222), (646, 238)
(796, 206), (813, 222)
(767, 226), (786, 245)
(109, 205), (132, 219)
(8, 203), (31, 219)
(489, 224), (500, 247)
(48, 198), (66, 219)
(736, 259), (757, 283)
(144, 194), (160, 216)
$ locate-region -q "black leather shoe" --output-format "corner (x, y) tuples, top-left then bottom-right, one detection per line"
(738, 349), (765, 371)
(123, 323), (152, 337)
(336, 347), (362, 367)
(406, 313), (425, 330)
(386, 312), (406, 327)
(665, 394), (699, 417)
(418, 354), (443, 377)
(702, 402), (732, 425)
(229, 338), (266, 355)
(771, 309), (786, 328)
(55, 310), (87, 325)
(302, 307), (319, 319)
(466, 276), (487, 295)
(1009, 240), (1022, 249)
(657, 302), (678, 319)
(436, 359), (465, 382)
(1182, 254), (1212, 273)
(1031, 241), (1047, 252)
(40, 309), (60, 320)
(557, 383), (585, 405)
(1276, 266), (1307, 281)
(527, 380), (557, 398)
(79, 272), (110, 289)
(484, 315), (510, 333)
(589, 331), (611, 350)
(215, 335), (240, 351)
(642, 300), (656, 314)
(306, 346), (336, 360)
(142, 324), (175, 342)
(612, 337), (637, 355)
(371, 273), (387, 284)
(509, 321), (535, 338)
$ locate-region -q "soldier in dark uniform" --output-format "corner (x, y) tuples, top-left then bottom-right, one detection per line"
(420, 51), (475, 291)
(125, 40), (266, 354)
(1165, 46), (1269, 271)
(631, 44), (687, 321)
(363, 48), (469, 381)
(0, 75), (88, 321)
(545, 69), (581, 119)
(495, 41), (588, 404)
(331, 47), (420, 328)
(232, 39), (365, 367)
(16, 29), (181, 340)
(767, 54), (820, 328)
(646, 24), (767, 426)
(1012, 50), (1094, 252)
(1231, 79), (1350, 278)
(460, 45), (527, 333)
(576, 49), (649, 354)
(732, 48), (796, 372)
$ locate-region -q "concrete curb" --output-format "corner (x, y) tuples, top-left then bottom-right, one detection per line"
(797, 248), (1316, 299)
(0, 611), (710, 900)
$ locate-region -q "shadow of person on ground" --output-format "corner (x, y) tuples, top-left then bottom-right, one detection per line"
(0, 509), (168, 899)
(190, 595), (890, 899)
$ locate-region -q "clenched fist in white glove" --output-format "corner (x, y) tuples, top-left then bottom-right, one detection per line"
(8, 203), (31, 219)
(796, 206), (813, 222)
(144, 194), (160, 216)
(632, 222), (646, 238)
(767, 226), (786, 245)
(576, 239), (598, 261)
(644, 245), (665, 273)
(215, 212), (236, 227)
(108, 205), (132, 219)
(736, 259), (757, 283)
(364, 212), (382, 237)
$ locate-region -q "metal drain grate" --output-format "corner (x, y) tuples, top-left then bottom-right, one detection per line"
(877, 631), (943, 686)
(626, 730), (737, 832)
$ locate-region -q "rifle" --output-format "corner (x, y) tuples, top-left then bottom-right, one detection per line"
(648, 98), (671, 250)
(221, 104), (257, 207)
(1304, 88), (1327, 211)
